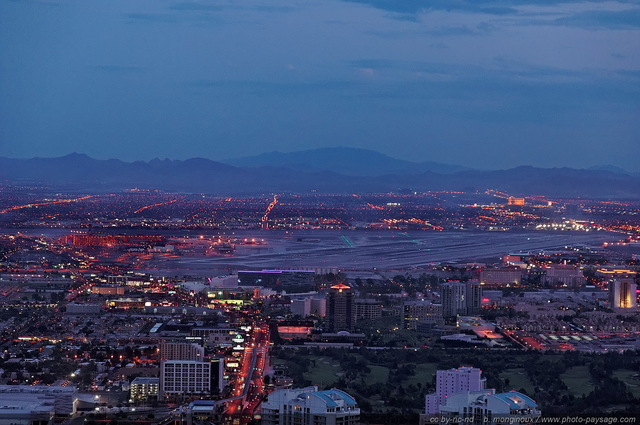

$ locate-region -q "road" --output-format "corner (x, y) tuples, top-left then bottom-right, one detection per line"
(223, 321), (270, 425)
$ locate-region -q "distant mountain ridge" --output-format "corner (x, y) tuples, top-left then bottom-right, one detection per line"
(223, 147), (471, 176)
(1, 150), (640, 198)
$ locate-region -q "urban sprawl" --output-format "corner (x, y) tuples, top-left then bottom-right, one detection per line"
(0, 189), (639, 425)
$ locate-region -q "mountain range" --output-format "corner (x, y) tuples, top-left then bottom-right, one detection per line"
(223, 147), (470, 175)
(1, 148), (639, 198)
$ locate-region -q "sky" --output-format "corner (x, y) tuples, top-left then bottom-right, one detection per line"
(1, 0), (639, 171)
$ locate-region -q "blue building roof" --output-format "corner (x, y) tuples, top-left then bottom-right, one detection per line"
(493, 392), (537, 409)
(298, 388), (358, 408)
(310, 392), (339, 408)
(325, 389), (358, 406)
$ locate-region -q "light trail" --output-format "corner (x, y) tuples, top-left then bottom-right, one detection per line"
(261, 194), (279, 229)
(367, 203), (385, 210)
(478, 215), (497, 222)
(381, 218), (444, 231)
(134, 199), (177, 214)
(485, 189), (510, 199)
(0, 194), (111, 214)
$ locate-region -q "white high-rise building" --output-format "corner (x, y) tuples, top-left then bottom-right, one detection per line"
(159, 361), (211, 399)
(291, 298), (312, 316)
(261, 386), (360, 425)
(291, 297), (327, 317)
(425, 367), (486, 415)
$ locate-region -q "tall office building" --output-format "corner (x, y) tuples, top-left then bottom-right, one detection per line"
(425, 367), (486, 415)
(441, 281), (482, 318)
(609, 278), (637, 311)
(159, 340), (205, 361)
(261, 386), (360, 425)
(326, 283), (355, 332)
(354, 299), (384, 322)
(158, 339), (224, 400)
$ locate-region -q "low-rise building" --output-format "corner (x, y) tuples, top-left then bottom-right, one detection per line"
(130, 377), (160, 401)
(479, 268), (522, 287)
(0, 385), (78, 416)
(542, 264), (586, 287)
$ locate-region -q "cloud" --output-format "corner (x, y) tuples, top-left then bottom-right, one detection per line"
(348, 59), (585, 83)
(187, 79), (359, 95)
(615, 69), (640, 80)
(124, 13), (179, 23)
(366, 22), (494, 41)
(169, 2), (226, 12)
(553, 8), (640, 29)
(88, 65), (145, 74)
(340, 0), (519, 16)
(342, 57), (640, 124)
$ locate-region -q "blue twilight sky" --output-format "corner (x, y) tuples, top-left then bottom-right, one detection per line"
(1, 0), (639, 171)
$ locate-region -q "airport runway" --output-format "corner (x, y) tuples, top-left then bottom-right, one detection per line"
(139, 229), (619, 274)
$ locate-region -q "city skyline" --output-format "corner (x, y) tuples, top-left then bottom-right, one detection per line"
(2, 0), (640, 416)
(1, 0), (639, 171)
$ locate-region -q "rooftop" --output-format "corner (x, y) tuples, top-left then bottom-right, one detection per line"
(493, 391), (538, 409)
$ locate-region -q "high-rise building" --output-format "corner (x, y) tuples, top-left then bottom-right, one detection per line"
(159, 340), (205, 362)
(261, 386), (360, 425)
(159, 361), (211, 399)
(310, 297), (327, 317)
(354, 299), (384, 322)
(609, 279), (637, 311)
(290, 297), (327, 317)
(441, 281), (482, 318)
(158, 339), (224, 400)
(425, 367), (486, 415)
(326, 283), (355, 332)
(208, 356), (225, 395)
(402, 300), (443, 330)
